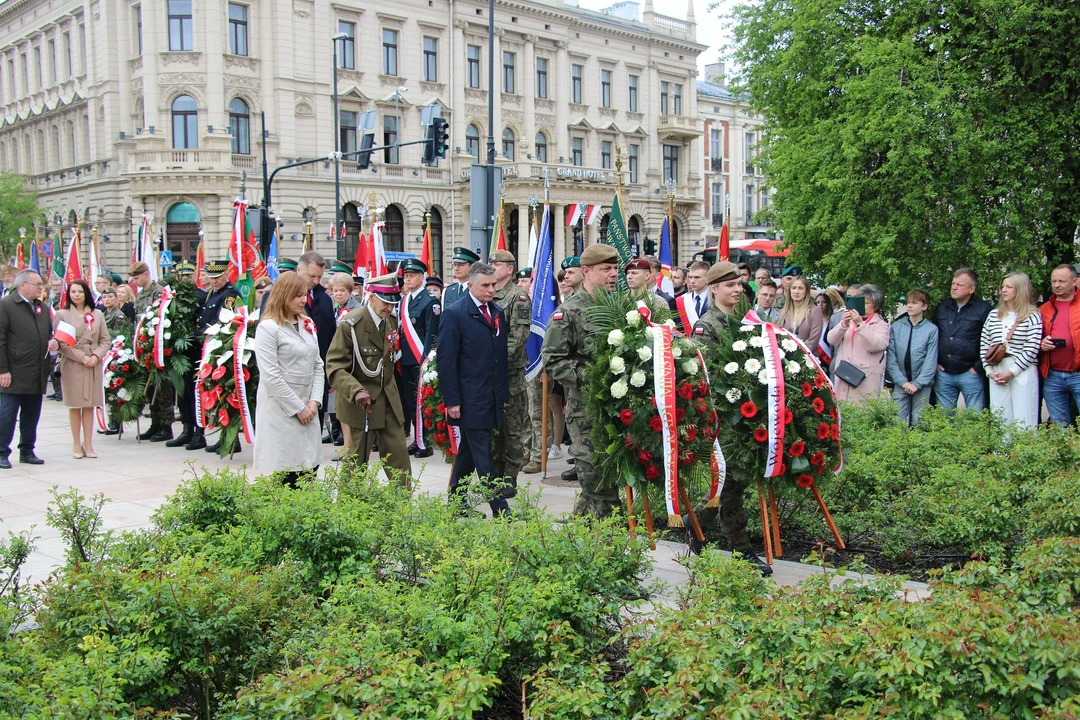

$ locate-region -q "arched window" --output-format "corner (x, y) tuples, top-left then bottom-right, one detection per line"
(228, 97), (250, 154)
(627, 216), (641, 246)
(428, 206), (443, 278)
(534, 131), (547, 162)
(465, 123), (480, 161)
(501, 127), (515, 160)
(171, 94), (198, 149)
(383, 204), (404, 253)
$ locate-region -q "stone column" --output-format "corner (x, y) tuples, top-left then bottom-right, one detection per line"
(551, 203), (565, 267)
(141, 0), (160, 129)
(554, 40), (568, 161)
(523, 35), (536, 158)
(452, 20), (467, 154)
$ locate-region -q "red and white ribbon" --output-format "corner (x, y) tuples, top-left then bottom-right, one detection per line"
(94, 339), (120, 432)
(152, 287), (176, 369)
(415, 352), (431, 451)
(231, 309), (255, 444)
(399, 292), (424, 362)
(194, 335), (210, 429)
(652, 322), (682, 525)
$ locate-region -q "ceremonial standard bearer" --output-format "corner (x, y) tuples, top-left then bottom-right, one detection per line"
(489, 250), (531, 494)
(129, 261), (174, 442)
(442, 247), (480, 307)
(398, 258), (440, 458)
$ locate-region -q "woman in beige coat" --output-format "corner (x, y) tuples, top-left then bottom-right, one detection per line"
(54, 279), (110, 458)
(826, 284), (891, 404)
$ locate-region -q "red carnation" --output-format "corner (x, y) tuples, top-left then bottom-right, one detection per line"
(830, 423), (840, 440)
(624, 436), (636, 450)
(812, 397), (825, 413)
(649, 416), (664, 432)
(676, 408), (686, 422)
(212, 365), (227, 381)
(436, 421), (447, 431)
(797, 475), (814, 488)
(423, 419), (433, 429)
(678, 382), (693, 400)
(619, 409), (634, 426)
(817, 423), (831, 440)
(644, 464), (660, 480)
(740, 401), (758, 418)
(697, 380), (709, 396)
(218, 408), (231, 427)
(810, 452), (825, 466)
(423, 386), (435, 398)
(424, 407), (434, 417)
(434, 432), (448, 445)
(784, 408), (793, 424)
(694, 397), (708, 414)
(801, 382), (813, 397)
(637, 450), (653, 465)
(122, 364), (130, 372)
(708, 410), (718, 424)
(116, 378), (124, 386)
(789, 441), (805, 457)
(753, 426), (768, 442)
(437, 403), (446, 413)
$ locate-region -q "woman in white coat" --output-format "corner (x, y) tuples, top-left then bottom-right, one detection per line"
(980, 272), (1043, 429)
(253, 271), (325, 485)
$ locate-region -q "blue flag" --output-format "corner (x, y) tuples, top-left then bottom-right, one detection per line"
(657, 217), (674, 295)
(28, 240), (40, 275)
(526, 205), (557, 381)
(266, 225), (280, 280)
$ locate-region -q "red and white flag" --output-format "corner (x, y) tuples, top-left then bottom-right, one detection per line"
(54, 320), (77, 347)
(584, 204), (602, 225)
(370, 221), (389, 276)
(566, 203), (584, 227)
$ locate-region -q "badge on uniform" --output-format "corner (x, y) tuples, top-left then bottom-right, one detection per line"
(387, 330), (400, 351)
(552, 312), (564, 320)
(432, 304), (441, 315)
(694, 327), (705, 335)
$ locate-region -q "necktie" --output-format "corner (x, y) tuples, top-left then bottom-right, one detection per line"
(695, 295), (703, 316)
(306, 291), (313, 311)
(480, 303), (491, 325)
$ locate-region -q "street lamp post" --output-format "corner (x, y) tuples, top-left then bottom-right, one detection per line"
(332, 32), (349, 248)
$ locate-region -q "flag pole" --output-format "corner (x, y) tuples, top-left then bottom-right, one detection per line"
(424, 208), (432, 270)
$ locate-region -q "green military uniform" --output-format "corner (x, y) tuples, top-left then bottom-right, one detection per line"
(133, 279), (175, 430)
(541, 288), (620, 517)
(103, 307), (132, 338)
(491, 279), (532, 493)
(325, 303), (412, 482)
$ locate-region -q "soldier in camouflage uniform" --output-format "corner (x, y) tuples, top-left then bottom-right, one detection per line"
(690, 261), (772, 576)
(129, 260), (174, 441)
(540, 244), (622, 518)
(489, 250), (532, 495)
(100, 288), (132, 338)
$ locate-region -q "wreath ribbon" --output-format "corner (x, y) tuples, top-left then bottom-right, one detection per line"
(415, 352), (431, 451)
(635, 302), (682, 525)
(152, 287), (176, 370)
(231, 309), (255, 444)
(194, 335), (210, 429)
(94, 339), (120, 432)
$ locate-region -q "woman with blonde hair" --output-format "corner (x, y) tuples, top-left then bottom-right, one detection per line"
(980, 272), (1043, 428)
(778, 276), (824, 353)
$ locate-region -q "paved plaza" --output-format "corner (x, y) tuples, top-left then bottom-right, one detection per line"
(1, 400), (928, 602)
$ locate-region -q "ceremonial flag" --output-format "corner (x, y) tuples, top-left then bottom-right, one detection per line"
(62, 226), (83, 308)
(566, 203), (583, 227)
(371, 220), (388, 275)
(15, 244), (24, 270)
(489, 211), (506, 254)
(718, 217), (730, 262)
(266, 224), (280, 281)
(606, 192), (633, 292)
(419, 217), (433, 272)
(657, 216), (675, 295)
(194, 242), (206, 289)
(28, 239), (40, 275)
(54, 320), (77, 347)
(228, 199), (266, 305)
(525, 204), (557, 381)
(526, 214), (539, 271)
(353, 229), (369, 277)
(88, 230), (102, 302)
(584, 204), (602, 226)
(134, 215), (159, 282)
(328, 224), (336, 246)
(50, 228), (64, 285)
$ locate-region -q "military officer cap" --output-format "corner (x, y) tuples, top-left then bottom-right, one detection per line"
(401, 258), (428, 275)
(625, 258), (651, 272)
(277, 258), (298, 272)
(707, 261), (741, 285)
(174, 261), (196, 275)
(489, 249), (516, 264)
(206, 260), (230, 278)
(367, 273), (402, 304)
(451, 247), (481, 265)
(425, 275), (444, 289)
(127, 260), (149, 277)
(329, 260), (353, 274)
(579, 244), (620, 267)
(515, 267), (532, 280)
(561, 256), (581, 270)
(353, 274), (365, 285)
(781, 264), (803, 277)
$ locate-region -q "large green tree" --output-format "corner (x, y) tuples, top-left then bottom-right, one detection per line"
(731, 0), (1080, 300)
(0, 173), (44, 265)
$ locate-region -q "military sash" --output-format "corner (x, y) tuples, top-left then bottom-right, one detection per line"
(674, 293), (702, 335)
(399, 291), (424, 362)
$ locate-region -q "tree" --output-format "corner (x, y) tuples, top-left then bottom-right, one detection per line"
(0, 173), (44, 265)
(730, 0), (1080, 301)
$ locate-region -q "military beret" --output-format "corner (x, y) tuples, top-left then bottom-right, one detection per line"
(451, 247), (481, 264)
(127, 261), (149, 276)
(489, 249), (516, 263)
(515, 267), (532, 280)
(277, 258), (298, 272)
(625, 258), (651, 272)
(329, 260), (353, 275)
(366, 272), (402, 304)
(401, 258), (428, 275)
(781, 264), (803, 277)
(561, 256), (581, 269)
(579, 244), (619, 267)
(110, 272), (124, 285)
(707, 261), (741, 285)
(425, 275), (444, 289)
(205, 260), (230, 278)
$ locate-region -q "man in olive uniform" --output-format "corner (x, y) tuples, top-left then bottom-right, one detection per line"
(325, 273), (411, 482)
(689, 261), (772, 576)
(129, 261), (175, 441)
(398, 258), (440, 458)
(561, 256), (583, 293)
(442, 247), (480, 307)
(199, 261), (242, 453)
(489, 250), (532, 494)
(540, 244), (622, 517)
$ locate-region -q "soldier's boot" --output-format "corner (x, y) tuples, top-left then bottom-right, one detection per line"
(718, 487), (772, 577)
(138, 425), (160, 441)
(185, 428), (207, 450)
(166, 424), (193, 447)
(522, 461), (542, 474)
(560, 468), (578, 482)
(150, 425), (174, 442)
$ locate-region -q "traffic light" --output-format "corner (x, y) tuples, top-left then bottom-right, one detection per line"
(644, 236), (657, 256)
(355, 132), (375, 169)
(423, 117), (450, 165)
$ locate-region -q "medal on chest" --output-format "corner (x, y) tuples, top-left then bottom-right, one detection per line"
(386, 329), (400, 351)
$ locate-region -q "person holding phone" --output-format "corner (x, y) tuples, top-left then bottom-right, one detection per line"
(980, 272), (1042, 429)
(826, 284), (890, 403)
(1038, 264), (1080, 426)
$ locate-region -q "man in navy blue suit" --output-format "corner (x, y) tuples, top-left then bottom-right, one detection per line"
(436, 262), (511, 517)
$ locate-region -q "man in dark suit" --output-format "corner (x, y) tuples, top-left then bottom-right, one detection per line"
(437, 262), (510, 516)
(0, 270), (53, 467)
(398, 257), (441, 458)
(296, 252), (337, 437)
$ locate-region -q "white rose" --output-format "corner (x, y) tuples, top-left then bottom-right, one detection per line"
(781, 338), (798, 353)
(609, 356), (627, 374)
(146, 327), (155, 337)
(610, 379), (629, 399)
(732, 340), (748, 352)
(744, 358), (762, 374)
(724, 361), (739, 375)
(162, 319), (172, 328)
(117, 388), (130, 401)
(625, 310), (641, 326)
(149, 316), (160, 326)
(725, 388), (741, 403)
(671, 344), (683, 359)
(682, 359), (699, 375)
(740, 325), (755, 333)
(630, 370), (647, 387)
(758, 369), (771, 385)
(114, 335), (125, 343)
(607, 329), (625, 347)
(786, 361), (801, 375)
(637, 345), (653, 362)
(750, 335), (766, 348)
(644, 326), (659, 339)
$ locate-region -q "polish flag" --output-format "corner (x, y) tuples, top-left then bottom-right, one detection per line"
(54, 320), (77, 347)
(566, 203), (583, 227)
(353, 230), (369, 276)
(584, 204), (602, 225)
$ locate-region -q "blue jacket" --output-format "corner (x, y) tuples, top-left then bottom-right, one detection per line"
(886, 313), (939, 390)
(932, 297), (992, 374)
(400, 288), (441, 366)
(436, 295), (509, 430)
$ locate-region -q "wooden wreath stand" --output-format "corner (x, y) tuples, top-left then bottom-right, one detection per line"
(756, 478), (845, 565)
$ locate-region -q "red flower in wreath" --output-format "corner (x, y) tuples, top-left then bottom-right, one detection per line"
(704, 426), (717, 440)
(212, 365), (227, 381)
(814, 463), (824, 475)
(116, 378), (124, 387)
(423, 407), (434, 417)
(784, 408), (794, 424)
(788, 441), (805, 457)
(423, 419), (434, 429)
(436, 421), (447, 431)
(814, 374), (826, 389)
(434, 432), (448, 445)
(778, 463), (787, 476)
(651, 396), (657, 407)
(122, 364), (130, 372)
(680, 452), (695, 466)
(740, 401), (758, 418)
(649, 416), (664, 432)
(644, 464), (660, 480)
(801, 382), (813, 397)
(437, 402), (446, 413)
(242, 367), (251, 382)
(796, 475), (814, 488)
(694, 398), (708, 415)
(226, 394), (241, 409)
(829, 407), (839, 420)
(422, 386), (435, 398)
(619, 409), (634, 426)
(830, 423), (840, 440)
(217, 408), (231, 427)
(812, 397), (826, 414)
(817, 423), (831, 440)
(164, 349), (172, 357)
(697, 380), (709, 396)
(753, 426), (768, 442)
(684, 426), (697, 442)
(677, 382), (693, 400)
(676, 408), (686, 422)
(708, 410), (718, 424)
(199, 364), (212, 379)
(624, 436), (636, 450)
(810, 451), (825, 467)
(637, 449), (653, 465)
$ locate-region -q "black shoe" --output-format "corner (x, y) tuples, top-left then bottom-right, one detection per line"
(567, 457), (576, 465)
(138, 425), (160, 441)
(165, 424), (193, 447)
(98, 428), (120, 436)
(686, 526), (705, 556)
(45, 392), (59, 400)
(322, 432), (334, 444)
(0, 456), (10, 469)
(733, 548), (774, 577)
(184, 429), (206, 451)
(150, 427), (173, 442)
(414, 447), (433, 458)
(561, 468), (578, 482)
(334, 435), (344, 447)
(205, 440), (220, 454)
(19, 453), (44, 465)
(407, 442), (418, 455)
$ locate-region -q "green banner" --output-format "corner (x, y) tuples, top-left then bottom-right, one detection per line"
(606, 192), (633, 292)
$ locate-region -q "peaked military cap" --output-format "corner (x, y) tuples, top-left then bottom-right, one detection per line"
(451, 247), (481, 264)
(277, 258), (298, 272)
(329, 260), (353, 274)
(366, 273), (402, 304)
(401, 258), (428, 275)
(205, 260), (230, 278)
(425, 275), (444, 289)
(173, 261), (196, 275)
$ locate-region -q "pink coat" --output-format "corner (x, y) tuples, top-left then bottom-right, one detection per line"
(826, 313), (890, 403)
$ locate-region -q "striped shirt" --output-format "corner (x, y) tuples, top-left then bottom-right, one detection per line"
(980, 309), (1043, 373)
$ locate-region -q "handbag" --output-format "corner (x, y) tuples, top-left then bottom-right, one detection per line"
(983, 315), (1022, 366)
(835, 360), (866, 388)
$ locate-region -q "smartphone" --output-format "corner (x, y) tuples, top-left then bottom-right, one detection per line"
(1051, 338), (1067, 349)
(845, 296), (866, 315)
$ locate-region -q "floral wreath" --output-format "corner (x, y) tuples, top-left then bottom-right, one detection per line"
(131, 280), (201, 398)
(417, 354), (458, 463)
(196, 306), (259, 458)
(99, 334), (148, 428)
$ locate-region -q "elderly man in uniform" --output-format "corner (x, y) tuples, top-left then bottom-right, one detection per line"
(541, 243), (622, 517)
(442, 247), (481, 307)
(325, 273), (411, 482)
(398, 258), (440, 458)
(690, 261), (772, 576)
(194, 261), (242, 452)
(128, 260), (176, 442)
(489, 249), (532, 492)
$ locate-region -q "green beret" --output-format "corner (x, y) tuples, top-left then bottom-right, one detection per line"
(560, 256), (581, 270)
(781, 264), (803, 277)
(515, 267), (532, 280)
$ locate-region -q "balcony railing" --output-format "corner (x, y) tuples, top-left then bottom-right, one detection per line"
(710, 157), (723, 172)
(132, 149), (223, 171)
(231, 154), (255, 169)
(658, 114), (703, 139)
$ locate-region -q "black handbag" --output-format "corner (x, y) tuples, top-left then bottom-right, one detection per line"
(835, 360), (866, 388)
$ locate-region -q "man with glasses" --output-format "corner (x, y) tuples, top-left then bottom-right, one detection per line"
(0, 270), (53, 468)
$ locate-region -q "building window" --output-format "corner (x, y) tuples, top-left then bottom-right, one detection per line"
(171, 94), (198, 149)
(168, 0), (194, 51)
(663, 144), (679, 184)
(628, 143), (639, 183)
(628, 74), (638, 112)
(466, 45), (480, 88)
(133, 6), (142, 57)
(745, 184), (755, 224)
(228, 4), (248, 56)
(570, 63), (583, 104)
(7, 60), (14, 99)
(709, 127), (722, 171)
(535, 131), (547, 162)
(336, 22), (355, 69)
(63, 32), (72, 78)
(660, 81), (669, 115)
(600, 69), (611, 108)
(228, 97), (250, 154)
(711, 182), (723, 227)
(383, 115), (398, 163)
(536, 57), (548, 99)
(33, 46), (42, 91)
(465, 123), (480, 160)
(571, 137), (583, 166)
(79, 24), (86, 74)
(673, 83), (683, 115)
(503, 51), (515, 94)
(600, 140), (611, 169)
(383, 204), (404, 252)
(382, 29), (398, 76)
(502, 127), (515, 160)
(47, 39), (56, 83)
(745, 131), (755, 174)
(423, 37), (438, 81)
(339, 110), (357, 153)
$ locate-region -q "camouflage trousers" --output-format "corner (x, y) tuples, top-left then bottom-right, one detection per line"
(691, 470), (750, 551)
(149, 383), (175, 427)
(565, 387), (619, 518)
(492, 376), (529, 497)
(525, 375), (546, 463)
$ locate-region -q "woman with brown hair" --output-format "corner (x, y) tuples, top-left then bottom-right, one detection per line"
(53, 279), (110, 458)
(778, 276), (824, 353)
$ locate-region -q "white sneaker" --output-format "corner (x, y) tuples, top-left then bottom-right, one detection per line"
(548, 445), (561, 459)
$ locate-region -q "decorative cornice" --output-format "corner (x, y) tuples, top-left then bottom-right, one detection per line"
(224, 55), (259, 72)
(160, 52), (202, 67)
(224, 74), (259, 89)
